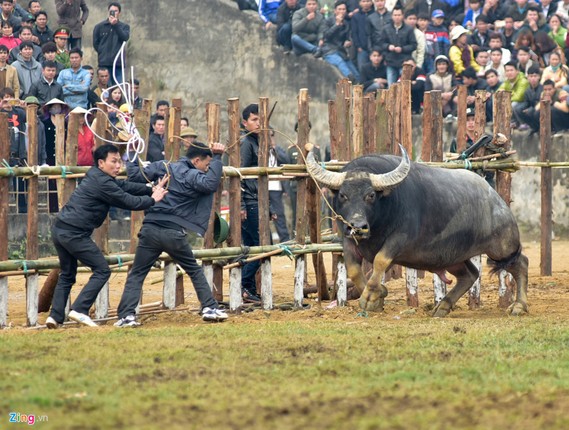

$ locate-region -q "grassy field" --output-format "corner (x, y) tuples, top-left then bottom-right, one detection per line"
(2, 305), (569, 430)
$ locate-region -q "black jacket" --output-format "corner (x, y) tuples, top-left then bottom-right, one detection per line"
(321, 17), (351, 58)
(367, 10), (391, 51)
(360, 62), (387, 91)
(378, 22), (417, 68)
(27, 77), (64, 106)
(276, 1), (300, 30)
(240, 131), (259, 205)
(128, 155), (223, 236)
(57, 166), (154, 232)
(147, 133), (164, 162)
(92, 19), (130, 66)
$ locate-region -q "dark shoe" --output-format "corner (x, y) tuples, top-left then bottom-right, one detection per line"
(313, 48), (323, 58)
(243, 290), (262, 304)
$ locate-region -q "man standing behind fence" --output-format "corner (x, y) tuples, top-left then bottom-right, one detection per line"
(114, 141), (228, 327)
(45, 144), (168, 329)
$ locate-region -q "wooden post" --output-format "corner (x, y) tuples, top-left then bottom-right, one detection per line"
(375, 90), (391, 154)
(54, 113), (66, 210)
(26, 105), (39, 326)
(421, 92), (433, 161)
(540, 100), (552, 276)
(227, 98), (243, 311)
(391, 83), (401, 153)
(363, 95), (376, 155)
(130, 99), (152, 251)
(0, 114), (9, 327)
(203, 103), (223, 302)
(294, 89), (310, 308)
(335, 79), (351, 161)
(467, 89), (487, 309)
(429, 94), (446, 304)
(162, 98), (184, 308)
(493, 90), (515, 308)
(93, 103), (110, 318)
(456, 85), (467, 153)
(63, 112), (79, 203)
(258, 98), (272, 309)
(400, 77), (413, 156)
(352, 85), (364, 157)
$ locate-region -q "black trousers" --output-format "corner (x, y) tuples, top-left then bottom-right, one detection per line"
(117, 223), (218, 318)
(269, 190), (290, 242)
(50, 223), (111, 323)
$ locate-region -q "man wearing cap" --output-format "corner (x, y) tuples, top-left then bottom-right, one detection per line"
(425, 54), (456, 116)
(114, 141), (229, 327)
(26, 60), (63, 105)
(53, 26), (70, 68)
(55, 0), (89, 50)
(425, 9), (450, 75)
(180, 126), (198, 152)
(57, 46), (90, 109)
(92, 2), (130, 84)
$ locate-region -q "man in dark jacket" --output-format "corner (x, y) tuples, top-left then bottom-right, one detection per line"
(45, 144), (168, 329)
(367, 0), (391, 53)
(276, 0), (301, 53)
(378, 5), (417, 86)
(147, 115), (165, 162)
(351, 0), (374, 72)
(513, 65), (543, 133)
(240, 103), (265, 303)
(322, 1), (360, 81)
(55, 0), (89, 49)
(26, 61), (64, 105)
(92, 2), (130, 84)
(115, 142), (229, 326)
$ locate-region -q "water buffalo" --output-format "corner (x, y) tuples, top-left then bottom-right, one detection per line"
(306, 146), (528, 317)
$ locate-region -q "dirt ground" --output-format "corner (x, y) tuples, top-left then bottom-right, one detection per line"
(3, 239), (569, 327)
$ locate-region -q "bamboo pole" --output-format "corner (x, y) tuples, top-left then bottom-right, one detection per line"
(540, 100), (552, 276)
(26, 105), (39, 326)
(0, 113), (8, 327)
(227, 98), (242, 311)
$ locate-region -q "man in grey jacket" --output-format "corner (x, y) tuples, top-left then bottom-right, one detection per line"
(291, 0), (326, 56)
(12, 41), (42, 97)
(115, 141), (229, 326)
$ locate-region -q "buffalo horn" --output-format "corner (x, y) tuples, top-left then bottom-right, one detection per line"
(369, 144), (411, 191)
(306, 151), (346, 190)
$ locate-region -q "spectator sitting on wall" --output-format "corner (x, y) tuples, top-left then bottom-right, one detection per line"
(424, 9), (449, 75)
(276, 0), (301, 53)
(499, 61), (530, 127)
(291, 0), (326, 56)
(360, 48), (387, 93)
(513, 65), (543, 133)
(55, 0), (89, 50)
(350, 0), (374, 72)
(449, 24), (481, 81)
(259, 0), (280, 30)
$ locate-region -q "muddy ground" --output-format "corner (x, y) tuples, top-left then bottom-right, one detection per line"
(3, 239), (569, 327)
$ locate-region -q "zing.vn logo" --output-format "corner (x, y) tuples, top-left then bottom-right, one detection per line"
(9, 412), (48, 425)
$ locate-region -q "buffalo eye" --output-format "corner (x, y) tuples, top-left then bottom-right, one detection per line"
(338, 192), (348, 203)
(365, 191), (376, 204)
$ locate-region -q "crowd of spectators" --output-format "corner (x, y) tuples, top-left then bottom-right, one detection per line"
(237, 0), (569, 134)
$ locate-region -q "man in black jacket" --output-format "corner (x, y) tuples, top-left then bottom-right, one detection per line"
(92, 2), (129, 84)
(115, 142), (228, 326)
(276, 0), (301, 53)
(26, 61), (63, 105)
(378, 5), (417, 86)
(45, 144), (168, 329)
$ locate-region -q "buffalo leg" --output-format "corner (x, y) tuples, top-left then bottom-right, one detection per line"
(506, 253), (529, 316)
(433, 260), (478, 318)
(359, 251), (392, 312)
(345, 247), (366, 300)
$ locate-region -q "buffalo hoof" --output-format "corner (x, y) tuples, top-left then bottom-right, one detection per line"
(507, 302), (528, 316)
(359, 294), (384, 312)
(432, 301), (452, 318)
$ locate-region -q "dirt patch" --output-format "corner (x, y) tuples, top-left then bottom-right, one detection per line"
(3, 240), (569, 327)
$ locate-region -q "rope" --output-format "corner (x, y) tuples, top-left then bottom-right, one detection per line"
(59, 165), (70, 178)
(463, 159), (472, 170)
(278, 244), (294, 260)
(21, 260), (28, 275)
(116, 255), (123, 268)
(1, 159), (15, 176)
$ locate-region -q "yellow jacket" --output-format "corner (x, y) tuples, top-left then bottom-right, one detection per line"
(449, 44), (481, 76)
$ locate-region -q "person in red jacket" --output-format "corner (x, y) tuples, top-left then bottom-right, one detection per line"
(70, 106), (94, 166)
